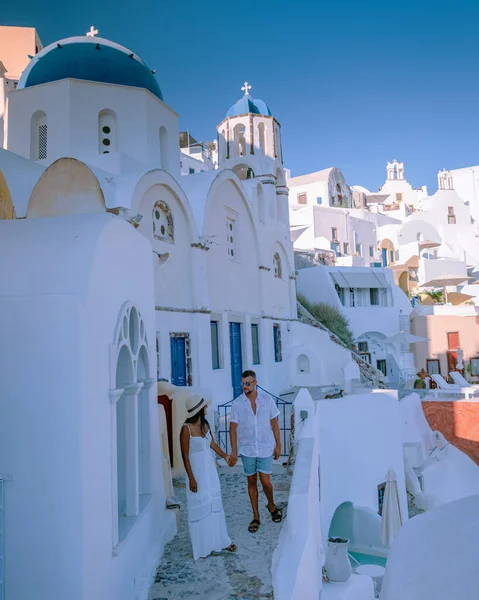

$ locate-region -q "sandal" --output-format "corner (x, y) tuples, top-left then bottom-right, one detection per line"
(248, 519), (260, 533)
(268, 507), (282, 523)
(225, 543), (237, 552)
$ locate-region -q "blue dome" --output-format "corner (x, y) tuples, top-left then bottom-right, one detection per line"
(18, 36), (163, 101)
(226, 94), (272, 118)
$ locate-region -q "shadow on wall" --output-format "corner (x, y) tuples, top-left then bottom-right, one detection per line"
(328, 501), (388, 559)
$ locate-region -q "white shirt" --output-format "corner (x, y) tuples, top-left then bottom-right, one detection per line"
(230, 389), (280, 458)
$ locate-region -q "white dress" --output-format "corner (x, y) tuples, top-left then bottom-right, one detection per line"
(185, 426), (232, 560)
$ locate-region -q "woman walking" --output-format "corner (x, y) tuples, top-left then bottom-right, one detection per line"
(180, 394), (236, 560)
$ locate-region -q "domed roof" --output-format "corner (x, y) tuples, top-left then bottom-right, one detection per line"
(226, 82), (272, 118)
(18, 36), (163, 101)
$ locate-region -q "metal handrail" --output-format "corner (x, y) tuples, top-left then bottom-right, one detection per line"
(215, 385), (292, 456)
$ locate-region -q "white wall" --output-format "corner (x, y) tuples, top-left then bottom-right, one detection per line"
(380, 494), (479, 600)
(7, 80), (180, 177)
(0, 214), (175, 600)
(272, 389), (324, 600)
(318, 392), (408, 549)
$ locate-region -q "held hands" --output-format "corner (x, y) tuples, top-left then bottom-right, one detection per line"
(189, 477), (198, 493)
(273, 445), (281, 461)
(227, 454), (238, 467)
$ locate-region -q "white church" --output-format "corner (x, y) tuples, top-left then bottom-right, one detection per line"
(0, 26), (361, 600)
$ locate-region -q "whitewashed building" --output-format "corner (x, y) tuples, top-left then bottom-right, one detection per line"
(296, 266), (415, 386)
(0, 28), (360, 600)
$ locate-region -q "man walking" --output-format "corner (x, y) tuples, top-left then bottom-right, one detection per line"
(229, 370), (283, 532)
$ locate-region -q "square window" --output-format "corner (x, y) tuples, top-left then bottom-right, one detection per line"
(358, 341), (368, 353)
(396, 193), (402, 203)
(331, 227), (338, 240)
(273, 324), (282, 362)
(251, 324), (260, 365)
(343, 242), (350, 255)
(189, 167), (195, 174)
(211, 321), (220, 370)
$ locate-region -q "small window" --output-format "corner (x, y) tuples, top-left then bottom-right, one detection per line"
(251, 324), (260, 365)
(189, 167), (195, 174)
(153, 201), (174, 243)
(358, 341), (369, 353)
(343, 242), (350, 255)
(426, 359), (440, 375)
(349, 288), (356, 307)
(226, 216), (238, 260)
(273, 324), (282, 362)
(331, 227), (338, 240)
(98, 109), (117, 154)
(389, 249), (394, 263)
(447, 206), (456, 224)
(273, 253), (282, 278)
(470, 357), (479, 376)
(211, 321), (220, 369)
(356, 244), (362, 256)
(396, 193), (403, 203)
(297, 193), (307, 205)
(369, 245), (374, 258)
(377, 359), (387, 376)
(370, 288), (380, 306)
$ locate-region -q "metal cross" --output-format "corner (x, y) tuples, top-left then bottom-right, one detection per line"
(86, 26), (99, 37)
(241, 81), (252, 95)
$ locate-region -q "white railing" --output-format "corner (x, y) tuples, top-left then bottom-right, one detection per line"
(272, 389), (324, 600)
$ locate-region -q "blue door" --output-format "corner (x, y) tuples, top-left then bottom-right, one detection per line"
(382, 247), (388, 267)
(171, 336), (187, 386)
(229, 322), (243, 398)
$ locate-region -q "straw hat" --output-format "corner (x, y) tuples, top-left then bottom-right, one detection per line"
(185, 394), (210, 419)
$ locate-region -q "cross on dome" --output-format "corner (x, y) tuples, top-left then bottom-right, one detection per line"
(86, 26), (99, 37)
(241, 81), (252, 96)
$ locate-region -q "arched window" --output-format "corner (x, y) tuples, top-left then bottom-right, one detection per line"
(273, 252), (282, 279)
(153, 200), (174, 243)
(159, 126), (169, 171)
(258, 122), (266, 156)
(30, 110), (48, 160)
(111, 303), (152, 547)
(98, 109), (117, 154)
(233, 123), (246, 157)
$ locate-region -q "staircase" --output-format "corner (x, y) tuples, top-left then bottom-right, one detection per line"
(297, 300), (387, 389)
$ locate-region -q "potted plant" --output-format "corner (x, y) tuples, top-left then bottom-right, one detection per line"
(413, 378), (426, 389)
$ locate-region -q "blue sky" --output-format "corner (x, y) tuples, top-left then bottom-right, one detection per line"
(2, 0), (478, 192)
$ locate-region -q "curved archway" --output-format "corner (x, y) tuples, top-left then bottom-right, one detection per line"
(232, 163), (254, 181)
(399, 271), (409, 295)
(0, 170), (16, 220)
(27, 157), (106, 218)
(203, 172), (263, 313)
(233, 123), (246, 157)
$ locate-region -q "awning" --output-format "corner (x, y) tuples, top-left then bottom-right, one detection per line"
(330, 270), (388, 289)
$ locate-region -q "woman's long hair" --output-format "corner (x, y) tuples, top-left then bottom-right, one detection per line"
(184, 406), (209, 437)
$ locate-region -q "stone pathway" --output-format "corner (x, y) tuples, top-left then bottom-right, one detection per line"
(148, 464), (290, 600)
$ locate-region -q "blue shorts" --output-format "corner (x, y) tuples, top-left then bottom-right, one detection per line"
(240, 455), (273, 476)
